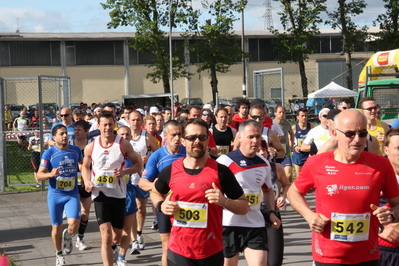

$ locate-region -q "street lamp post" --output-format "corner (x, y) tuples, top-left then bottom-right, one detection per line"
(241, 7), (246, 98)
(169, 0), (175, 119)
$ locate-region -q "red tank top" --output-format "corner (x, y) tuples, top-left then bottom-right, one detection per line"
(168, 158), (223, 259)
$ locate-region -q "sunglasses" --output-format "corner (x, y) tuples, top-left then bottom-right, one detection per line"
(60, 114), (70, 117)
(251, 115), (263, 120)
(183, 134), (209, 142)
(362, 106), (378, 112)
(342, 107), (349, 110)
(321, 114), (328, 118)
(335, 129), (368, 139)
(202, 113), (211, 116)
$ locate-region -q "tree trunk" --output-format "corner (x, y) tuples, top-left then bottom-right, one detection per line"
(210, 66), (218, 105)
(162, 75), (170, 93)
(345, 52), (353, 91)
(298, 60), (308, 97)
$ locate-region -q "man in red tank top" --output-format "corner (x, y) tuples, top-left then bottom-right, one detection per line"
(151, 118), (248, 266)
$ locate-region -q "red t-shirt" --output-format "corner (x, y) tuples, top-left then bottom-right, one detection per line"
(294, 151), (399, 264)
(168, 158), (223, 259)
(231, 114), (248, 129)
(262, 117), (273, 129)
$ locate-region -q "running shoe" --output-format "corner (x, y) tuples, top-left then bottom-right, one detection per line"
(55, 255), (66, 266)
(116, 260), (128, 266)
(113, 245), (119, 262)
(36, 182), (41, 188)
(151, 220), (158, 230)
(62, 229), (73, 255)
(130, 240), (140, 255)
(137, 234), (145, 250)
(75, 237), (90, 250)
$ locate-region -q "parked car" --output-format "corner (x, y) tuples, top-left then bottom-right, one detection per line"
(208, 98), (233, 107)
(180, 98), (204, 108)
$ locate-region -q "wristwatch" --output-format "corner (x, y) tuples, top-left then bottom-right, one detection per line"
(390, 209), (396, 223)
(268, 210), (278, 216)
(156, 201), (164, 213)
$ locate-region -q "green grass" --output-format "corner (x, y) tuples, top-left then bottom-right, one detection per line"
(4, 140), (40, 191)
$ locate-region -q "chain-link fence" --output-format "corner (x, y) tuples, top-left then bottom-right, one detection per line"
(253, 62), (368, 122)
(0, 76), (70, 191)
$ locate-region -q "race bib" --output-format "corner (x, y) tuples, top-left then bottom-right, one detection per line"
(94, 171), (117, 189)
(173, 201), (208, 228)
(298, 140), (304, 146)
(330, 212), (370, 242)
(32, 146), (40, 151)
(244, 189), (261, 211)
(56, 176), (75, 191)
(77, 172), (82, 186)
(217, 145), (230, 155)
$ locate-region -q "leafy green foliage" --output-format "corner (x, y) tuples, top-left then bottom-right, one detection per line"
(325, 0), (368, 90)
(185, 0), (248, 103)
(271, 0), (327, 97)
(101, 0), (200, 93)
(373, 0), (399, 51)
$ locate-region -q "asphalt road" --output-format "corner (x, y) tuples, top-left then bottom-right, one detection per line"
(0, 191), (313, 266)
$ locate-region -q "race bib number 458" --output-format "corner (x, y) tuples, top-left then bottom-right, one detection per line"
(330, 212), (370, 242)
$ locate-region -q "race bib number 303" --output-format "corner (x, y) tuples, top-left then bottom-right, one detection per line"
(330, 212), (370, 242)
(173, 201), (208, 228)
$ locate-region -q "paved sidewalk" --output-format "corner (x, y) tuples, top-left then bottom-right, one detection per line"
(0, 191), (313, 266)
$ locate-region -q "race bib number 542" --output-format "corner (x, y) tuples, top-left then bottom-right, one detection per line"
(330, 212), (370, 242)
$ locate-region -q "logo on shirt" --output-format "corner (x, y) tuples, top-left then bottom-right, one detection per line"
(41, 159), (48, 165)
(325, 165), (338, 175)
(103, 150), (109, 155)
(201, 182), (211, 192)
(240, 160), (247, 167)
(326, 184), (339, 196)
(190, 183), (195, 189)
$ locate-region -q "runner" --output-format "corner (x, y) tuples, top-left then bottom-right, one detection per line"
(273, 106), (294, 182)
(48, 107), (75, 146)
(291, 108), (313, 175)
(68, 120), (92, 251)
(288, 109), (399, 265)
(378, 128), (399, 265)
(209, 107), (236, 156)
(115, 126), (139, 266)
(139, 120), (186, 266)
(82, 111), (142, 266)
(13, 110), (31, 156)
(218, 119), (281, 266)
(127, 110), (159, 251)
(36, 125), (83, 266)
(151, 118), (248, 266)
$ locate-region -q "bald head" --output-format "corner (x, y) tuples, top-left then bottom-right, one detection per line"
(334, 109), (367, 130)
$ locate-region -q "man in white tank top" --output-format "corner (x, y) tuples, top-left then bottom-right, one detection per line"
(128, 111), (159, 250)
(82, 111), (142, 266)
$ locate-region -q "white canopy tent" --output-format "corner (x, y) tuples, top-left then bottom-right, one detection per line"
(307, 81), (358, 98)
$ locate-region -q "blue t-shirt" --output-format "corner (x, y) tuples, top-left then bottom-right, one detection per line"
(40, 144), (83, 194)
(49, 122), (75, 141)
(391, 119), (399, 128)
(142, 145), (186, 182)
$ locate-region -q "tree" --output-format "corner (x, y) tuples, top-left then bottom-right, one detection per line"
(101, 0), (199, 93)
(325, 0), (368, 91)
(271, 0), (327, 98)
(184, 0), (248, 104)
(373, 0), (399, 51)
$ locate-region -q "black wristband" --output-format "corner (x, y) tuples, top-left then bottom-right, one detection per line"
(156, 201), (164, 213)
(269, 210), (278, 216)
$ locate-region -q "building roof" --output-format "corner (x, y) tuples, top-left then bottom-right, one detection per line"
(0, 27), (380, 41)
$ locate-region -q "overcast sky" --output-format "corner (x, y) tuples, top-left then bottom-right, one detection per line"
(0, 0), (386, 33)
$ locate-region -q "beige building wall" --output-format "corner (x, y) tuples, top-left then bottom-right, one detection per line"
(0, 51), (372, 106)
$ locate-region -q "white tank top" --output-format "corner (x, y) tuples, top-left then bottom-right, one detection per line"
(261, 126), (270, 144)
(91, 135), (127, 199)
(130, 130), (148, 185)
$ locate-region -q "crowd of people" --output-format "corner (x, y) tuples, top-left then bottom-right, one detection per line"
(6, 96), (399, 266)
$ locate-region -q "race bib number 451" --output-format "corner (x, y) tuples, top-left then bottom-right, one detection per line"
(173, 201), (208, 228)
(330, 212), (370, 242)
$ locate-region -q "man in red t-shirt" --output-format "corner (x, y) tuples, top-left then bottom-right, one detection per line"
(231, 97), (250, 129)
(151, 119), (248, 266)
(379, 128), (399, 266)
(288, 109), (399, 266)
